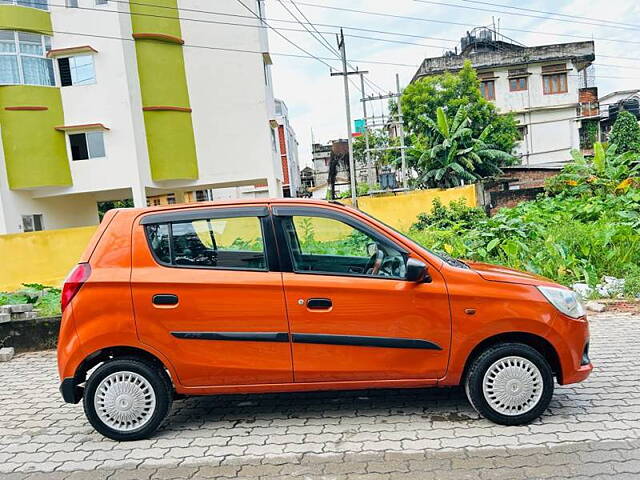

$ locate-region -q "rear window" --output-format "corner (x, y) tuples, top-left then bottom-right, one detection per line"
(145, 216), (266, 271)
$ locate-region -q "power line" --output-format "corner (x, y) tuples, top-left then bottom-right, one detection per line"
(452, 0), (640, 30)
(287, 0), (387, 94)
(38, 2), (640, 74)
(274, 0), (365, 94)
(286, 1), (640, 47)
(414, 0), (640, 33)
(41, 26), (420, 68)
(52, 1), (454, 50)
(233, 0), (335, 71)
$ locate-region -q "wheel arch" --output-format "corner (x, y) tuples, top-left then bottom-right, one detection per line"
(63, 345), (176, 403)
(461, 332), (563, 385)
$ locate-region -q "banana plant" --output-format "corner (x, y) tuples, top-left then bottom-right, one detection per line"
(412, 106), (514, 188)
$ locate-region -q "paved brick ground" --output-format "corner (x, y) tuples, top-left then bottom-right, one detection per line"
(1, 312), (639, 479)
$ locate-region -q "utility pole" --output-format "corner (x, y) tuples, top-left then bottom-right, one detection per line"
(359, 72), (374, 186)
(359, 76), (408, 191)
(396, 74), (408, 189)
(331, 29), (367, 209)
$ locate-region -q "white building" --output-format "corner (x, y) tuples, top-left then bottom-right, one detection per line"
(599, 89), (640, 136)
(0, 0), (283, 234)
(412, 28), (597, 166)
(274, 98), (301, 197)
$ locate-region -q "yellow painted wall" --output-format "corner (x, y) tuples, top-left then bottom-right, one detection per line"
(344, 184), (478, 232)
(0, 226), (97, 291)
(0, 185), (476, 291)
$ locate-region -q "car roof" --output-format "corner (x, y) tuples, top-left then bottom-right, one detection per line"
(123, 198), (348, 215)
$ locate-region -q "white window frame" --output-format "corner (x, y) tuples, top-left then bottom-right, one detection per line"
(67, 130), (107, 161)
(0, 0), (48, 11)
(21, 214), (44, 232)
(0, 31), (54, 86)
(58, 54), (97, 87)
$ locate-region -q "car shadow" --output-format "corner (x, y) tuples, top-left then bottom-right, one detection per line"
(159, 386), (482, 434)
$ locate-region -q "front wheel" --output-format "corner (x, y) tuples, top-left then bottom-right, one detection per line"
(83, 358), (173, 441)
(465, 343), (554, 425)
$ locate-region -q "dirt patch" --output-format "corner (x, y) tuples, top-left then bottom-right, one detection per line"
(599, 299), (640, 314)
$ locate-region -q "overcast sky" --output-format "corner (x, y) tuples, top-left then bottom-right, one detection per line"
(265, 0), (640, 167)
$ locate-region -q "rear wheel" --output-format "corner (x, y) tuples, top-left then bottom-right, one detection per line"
(465, 343), (554, 425)
(83, 358), (173, 441)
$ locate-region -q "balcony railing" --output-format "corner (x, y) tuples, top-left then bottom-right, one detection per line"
(0, 0), (48, 10)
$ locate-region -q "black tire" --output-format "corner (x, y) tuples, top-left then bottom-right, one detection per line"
(83, 358), (173, 441)
(465, 343), (554, 425)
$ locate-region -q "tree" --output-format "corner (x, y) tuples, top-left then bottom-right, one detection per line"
(98, 199), (134, 220)
(609, 110), (640, 154)
(401, 60), (519, 154)
(410, 106), (514, 189)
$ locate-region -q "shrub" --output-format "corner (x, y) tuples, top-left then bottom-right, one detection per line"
(609, 110), (640, 154)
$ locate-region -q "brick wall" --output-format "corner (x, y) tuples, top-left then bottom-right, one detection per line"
(482, 167), (560, 214)
(278, 125), (290, 185)
(488, 187), (545, 215)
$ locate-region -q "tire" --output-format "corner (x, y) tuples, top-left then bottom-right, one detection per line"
(83, 358), (173, 441)
(465, 343), (554, 425)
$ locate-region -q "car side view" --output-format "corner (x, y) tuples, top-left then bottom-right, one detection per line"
(57, 199), (592, 440)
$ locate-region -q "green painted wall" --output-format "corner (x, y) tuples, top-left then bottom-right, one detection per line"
(129, 0), (198, 181)
(0, 86), (71, 189)
(0, 5), (52, 34)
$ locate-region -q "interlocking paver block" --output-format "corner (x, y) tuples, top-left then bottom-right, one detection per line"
(1, 312), (639, 479)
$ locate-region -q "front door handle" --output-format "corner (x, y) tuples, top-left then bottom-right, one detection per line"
(307, 298), (332, 310)
(153, 294), (179, 306)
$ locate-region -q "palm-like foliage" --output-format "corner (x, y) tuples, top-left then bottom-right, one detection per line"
(410, 106), (514, 189)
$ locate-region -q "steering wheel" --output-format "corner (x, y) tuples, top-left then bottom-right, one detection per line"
(365, 248), (385, 276)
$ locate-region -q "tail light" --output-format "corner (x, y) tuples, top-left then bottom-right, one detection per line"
(61, 263), (91, 312)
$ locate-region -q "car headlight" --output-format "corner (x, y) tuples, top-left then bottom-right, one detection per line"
(537, 286), (586, 319)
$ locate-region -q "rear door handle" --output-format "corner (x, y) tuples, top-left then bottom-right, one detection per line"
(153, 294), (179, 306)
(307, 298), (332, 310)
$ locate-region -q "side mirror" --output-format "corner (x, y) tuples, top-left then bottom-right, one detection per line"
(406, 258), (432, 283)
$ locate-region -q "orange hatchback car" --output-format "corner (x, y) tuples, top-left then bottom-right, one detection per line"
(57, 199), (592, 440)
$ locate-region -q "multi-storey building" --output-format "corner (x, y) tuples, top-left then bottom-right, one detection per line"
(274, 98), (300, 197)
(412, 27), (597, 166)
(0, 0), (283, 234)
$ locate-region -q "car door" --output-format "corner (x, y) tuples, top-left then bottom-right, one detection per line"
(131, 206), (293, 388)
(273, 205), (451, 383)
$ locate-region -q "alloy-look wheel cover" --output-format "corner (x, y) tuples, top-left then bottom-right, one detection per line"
(482, 356), (544, 416)
(94, 371), (157, 432)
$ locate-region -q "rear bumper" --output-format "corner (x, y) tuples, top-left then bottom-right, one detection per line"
(60, 377), (83, 404)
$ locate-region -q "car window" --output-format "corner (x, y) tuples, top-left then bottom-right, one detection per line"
(145, 216), (266, 270)
(282, 215), (407, 279)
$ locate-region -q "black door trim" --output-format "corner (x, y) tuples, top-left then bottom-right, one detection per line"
(171, 331), (289, 342)
(291, 333), (442, 350)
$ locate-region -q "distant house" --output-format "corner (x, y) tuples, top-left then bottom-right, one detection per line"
(599, 89), (640, 136)
(275, 99), (302, 197)
(412, 27), (598, 166)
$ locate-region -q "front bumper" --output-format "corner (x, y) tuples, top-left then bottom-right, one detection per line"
(60, 377), (83, 404)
